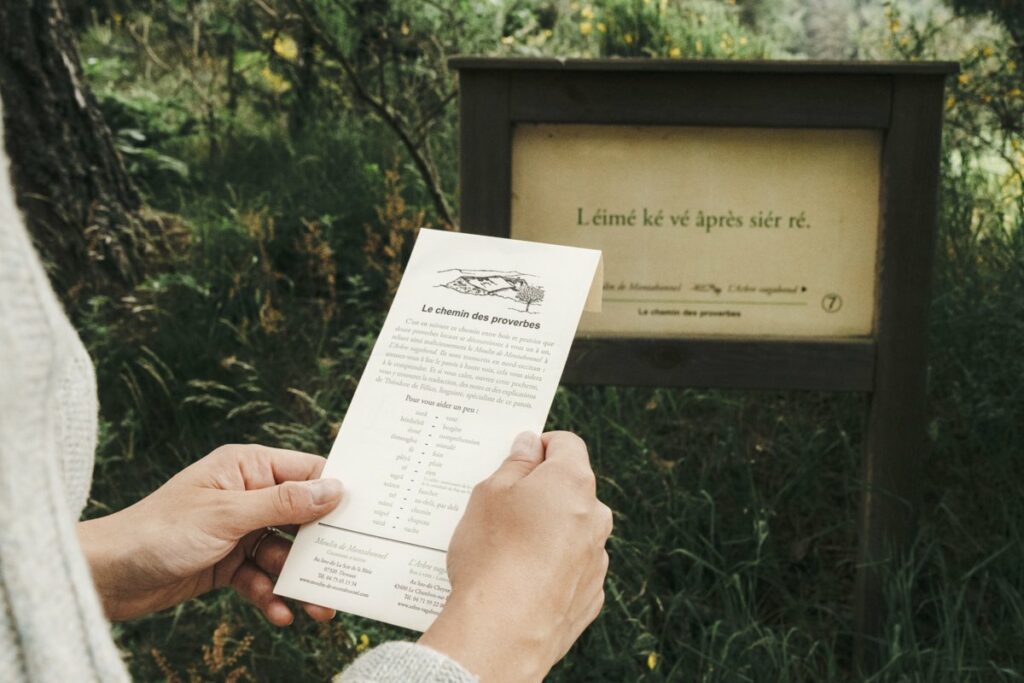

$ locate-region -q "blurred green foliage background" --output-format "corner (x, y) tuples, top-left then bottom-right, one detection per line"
(50, 0), (1024, 680)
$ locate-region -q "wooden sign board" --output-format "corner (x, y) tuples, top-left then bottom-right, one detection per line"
(451, 57), (956, 666)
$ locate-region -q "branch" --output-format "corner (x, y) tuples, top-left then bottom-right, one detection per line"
(126, 20), (172, 72)
(288, 0), (457, 228)
(413, 89), (458, 144)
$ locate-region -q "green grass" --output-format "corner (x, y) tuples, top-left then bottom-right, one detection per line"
(83, 216), (1024, 680)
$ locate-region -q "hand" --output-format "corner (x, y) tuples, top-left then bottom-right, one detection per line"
(78, 444), (344, 625)
(419, 431), (612, 682)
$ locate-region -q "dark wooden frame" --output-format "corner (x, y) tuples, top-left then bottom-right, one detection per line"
(451, 57), (956, 668)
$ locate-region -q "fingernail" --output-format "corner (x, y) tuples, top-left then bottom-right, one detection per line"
(511, 431), (537, 454)
(307, 478), (343, 504)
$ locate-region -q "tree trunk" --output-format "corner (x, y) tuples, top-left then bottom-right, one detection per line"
(0, 0), (158, 302)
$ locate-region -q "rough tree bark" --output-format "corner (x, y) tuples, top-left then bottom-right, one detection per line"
(0, 0), (159, 301)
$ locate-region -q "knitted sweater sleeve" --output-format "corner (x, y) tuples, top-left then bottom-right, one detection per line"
(335, 642), (478, 683)
(0, 102), (131, 681)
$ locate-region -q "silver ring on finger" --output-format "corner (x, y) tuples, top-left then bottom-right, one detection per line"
(248, 526), (282, 562)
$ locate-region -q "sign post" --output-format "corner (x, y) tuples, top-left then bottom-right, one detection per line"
(452, 57), (956, 667)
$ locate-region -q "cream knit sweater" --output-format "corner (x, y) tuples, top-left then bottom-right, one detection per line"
(0, 100), (475, 682)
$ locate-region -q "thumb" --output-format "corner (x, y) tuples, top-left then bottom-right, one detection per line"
(488, 432), (544, 488)
(227, 478), (344, 534)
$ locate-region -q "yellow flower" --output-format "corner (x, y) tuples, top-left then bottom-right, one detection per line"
(670, 47), (681, 58)
(739, 36), (748, 46)
(356, 634), (370, 653)
(260, 67), (291, 94)
(1009, 88), (1022, 98)
(695, 39), (703, 54)
(958, 74), (970, 85)
(581, 5), (594, 19)
(597, 22), (607, 33)
(273, 36), (299, 62)
(624, 32), (634, 45)
(889, 20), (901, 33)
(945, 95), (955, 110)
(580, 21), (593, 36)
(400, 21), (410, 36)
(501, 35), (515, 46)
(982, 46), (994, 57)
(647, 652), (659, 670)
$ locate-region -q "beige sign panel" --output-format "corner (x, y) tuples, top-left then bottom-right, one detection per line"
(511, 124), (882, 338)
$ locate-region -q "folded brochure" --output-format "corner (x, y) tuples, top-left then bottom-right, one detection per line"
(275, 228), (602, 631)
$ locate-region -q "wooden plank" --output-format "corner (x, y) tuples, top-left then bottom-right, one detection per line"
(562, 337), (876, 391)
(450, 57), (958, 77)
(458, 71), (511, 235)
(853, 74), (947, 671)
(508, 71), (891, 128)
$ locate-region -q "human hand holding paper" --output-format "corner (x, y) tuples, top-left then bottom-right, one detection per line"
(78, 444), (344, 625)
(419, 430), (612, 682)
